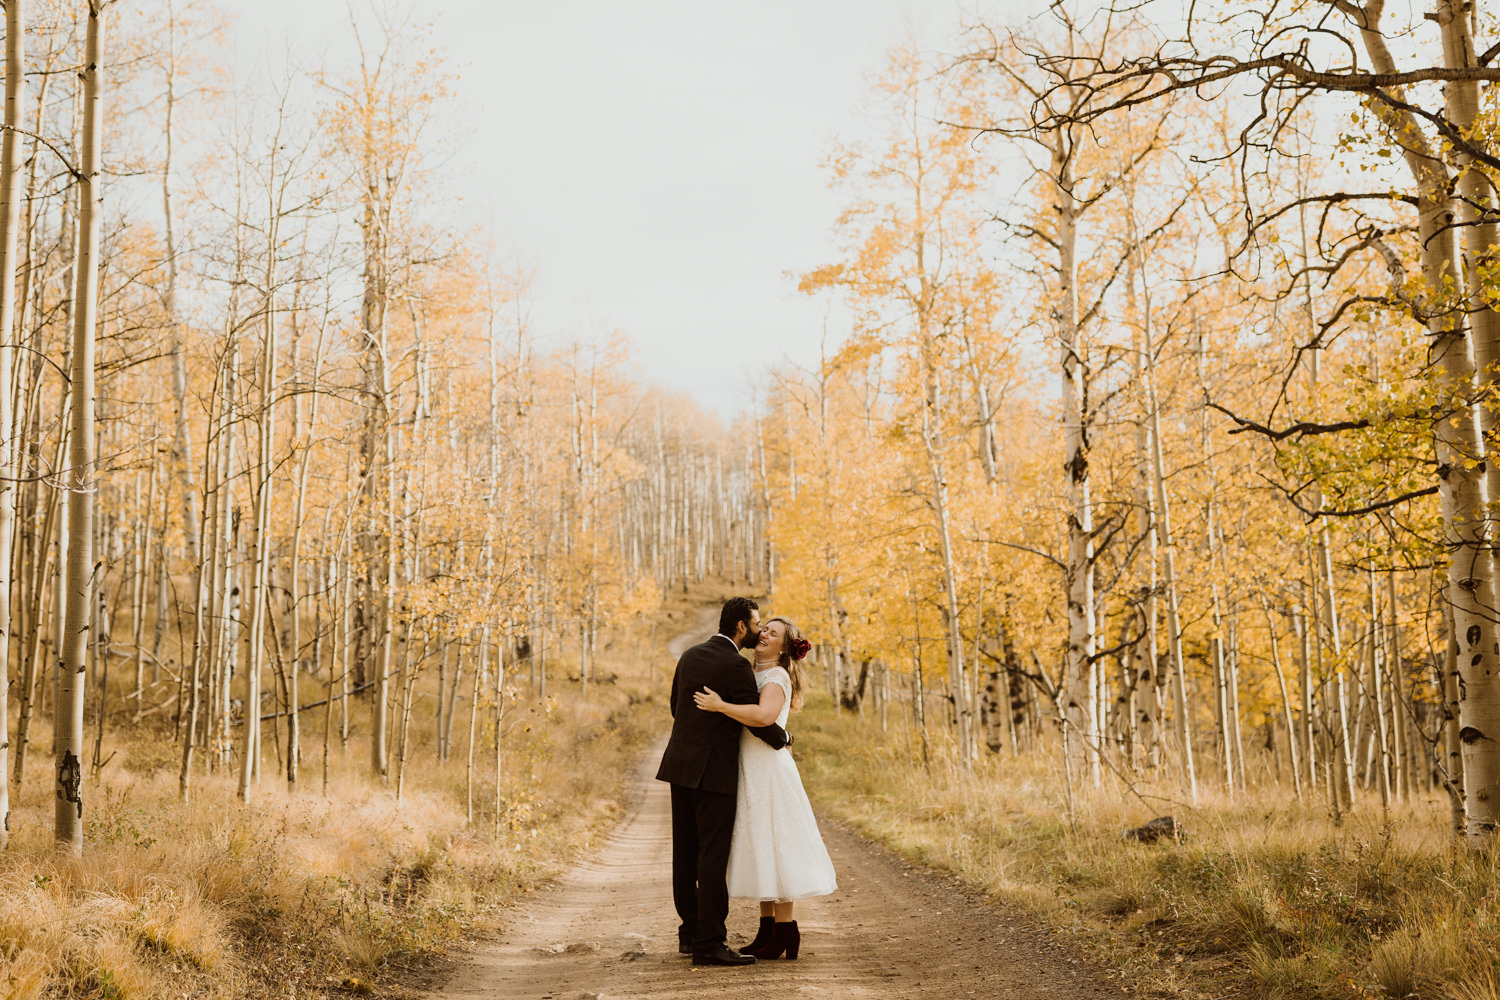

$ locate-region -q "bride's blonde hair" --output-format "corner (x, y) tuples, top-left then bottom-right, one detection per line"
(767, 617), (806, 711)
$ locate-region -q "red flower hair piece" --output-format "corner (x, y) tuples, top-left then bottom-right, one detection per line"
(789, 637), (812, 661)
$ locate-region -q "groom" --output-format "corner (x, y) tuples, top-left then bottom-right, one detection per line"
(656, 597), (790, 966)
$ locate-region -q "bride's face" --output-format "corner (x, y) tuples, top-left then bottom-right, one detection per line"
(756, 620), (786, 660)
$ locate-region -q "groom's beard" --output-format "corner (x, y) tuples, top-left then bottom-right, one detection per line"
(739, 632), (760, 650)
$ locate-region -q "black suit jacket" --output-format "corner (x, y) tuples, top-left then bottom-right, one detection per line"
(655, 636), (790, 794)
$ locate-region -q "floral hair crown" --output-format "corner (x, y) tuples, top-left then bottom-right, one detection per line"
(789, 637), (811, 661)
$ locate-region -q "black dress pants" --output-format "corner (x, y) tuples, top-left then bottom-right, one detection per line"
(669, 782), (737, 950)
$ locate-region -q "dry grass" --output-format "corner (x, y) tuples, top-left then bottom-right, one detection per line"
(797, 696), (1500, 1000)
(0, 606), (682, 999)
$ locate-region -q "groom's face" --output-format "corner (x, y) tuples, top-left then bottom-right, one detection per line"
(736, 610), (763, 649)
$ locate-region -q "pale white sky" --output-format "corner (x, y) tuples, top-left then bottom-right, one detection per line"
(237, 1), (1022, 417)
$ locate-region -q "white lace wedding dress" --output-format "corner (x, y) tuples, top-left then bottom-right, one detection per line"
(725, 666), (838, 901)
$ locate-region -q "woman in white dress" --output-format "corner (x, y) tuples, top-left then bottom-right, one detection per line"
(693, 616), (837, 961)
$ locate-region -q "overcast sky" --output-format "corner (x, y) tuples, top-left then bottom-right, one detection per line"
(239, 1), (1012, 417)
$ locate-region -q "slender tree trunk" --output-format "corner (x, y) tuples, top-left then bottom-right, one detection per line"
(56, 1), (108, 854)
(1128, 294), (1161, 769)
(1259, 591), (1301, 799)
(0, 0), (26, 846)
(1367, 567), (1392, 812)
(1442, 604), (1467, 837)
(238, 210), (281, 804)
(917, 318), (972, 766)
(1054, 149), (1098, 787)
(491, 627), (505, 832)
(1384, 566), (1408, 801)
(161, 0), (197, 564)
(465, 635), (480, 824)
(89, 592), (109, 776)
(1142, 280), (1195, 803)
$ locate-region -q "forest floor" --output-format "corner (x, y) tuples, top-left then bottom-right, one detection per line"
(421, 618), (1123, 1000)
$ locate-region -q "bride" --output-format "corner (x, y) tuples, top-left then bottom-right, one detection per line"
(693, 616), (837, 961)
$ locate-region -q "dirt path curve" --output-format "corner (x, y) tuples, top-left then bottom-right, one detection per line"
(428, 615), (1123, 1000)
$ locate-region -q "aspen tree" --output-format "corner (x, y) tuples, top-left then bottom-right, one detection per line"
(0, 0), (26, 845)
(1258, 588), (1302, 799)
(1427, 0), (1500, 846)
(1125, 277), (1160, 770)
(1443, 605), (1467, 835)
(1141, 258), (1196, 803)
(159, 0), (197, 563)
(1036, 0), (1500, 844)
(56, 0), (110, 854)
(238, 100), (301, 803)
(1384, 566), (1408, 801)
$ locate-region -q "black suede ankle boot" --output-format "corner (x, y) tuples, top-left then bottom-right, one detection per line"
(759, 921), (800, 960)
(741, 916), (775, 956)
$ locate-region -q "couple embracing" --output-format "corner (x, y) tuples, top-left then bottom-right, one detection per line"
(655, 597), (838, 966)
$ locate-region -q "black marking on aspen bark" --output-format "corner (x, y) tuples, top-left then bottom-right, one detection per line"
(1474, 654), (1484, 668)
(58, 751), (81, 817)
(1469, 625), (1483, 646)
(1460, 726), (1487, 744)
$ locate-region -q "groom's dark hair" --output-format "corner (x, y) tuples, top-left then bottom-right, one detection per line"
(719, 597), (759, 638)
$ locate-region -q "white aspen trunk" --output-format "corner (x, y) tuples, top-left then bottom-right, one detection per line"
(1054, 144), (1098, 787)
(1142, 284), (1195, 802)
(161, 0), (197, 563)
(56, 1), (107, 854)
(1443, 605), (1467, 836)
(466, 639), (480, 824)
(442, 641), (465, 762)
(394, 625), (420, 803)
(322, 549), (336, 798)
(237, 200), (281, 804)
(130, 465), (154, 719)
(1352, 0), (1496, 846)
(1384, 567), (1408, 801)
(177, 433), (212, 802)
(371, 349), (395, 781)
(212, 343), (237, 770)
(490, 626), (506, 834)
(1211, 636), (1234, 797)
(0, 0), (25, 846)
(1306, 372), (1353, 809)
(1259, 591), (1301, 799)
(960, 331), (999, 485)
(1196, 324), (1239, 796)
(88, 589), (109, 777)
(1436, 0), (1500, 846)
(917, 318), (972, 764)
(436, 637), (449, 761)
(1296, 607), (1317, 792)
(185, 345), (229, 796)
(1129, 303), (1160, 768)
(1368, 567), (1391, 811)
(282, 307), (325, 793)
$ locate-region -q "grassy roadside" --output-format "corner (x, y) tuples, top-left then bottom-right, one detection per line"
(795, 694), (1500, 1000)
(0, 590), (715, 999)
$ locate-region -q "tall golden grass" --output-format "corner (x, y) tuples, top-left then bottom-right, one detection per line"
(0, 622), (676, 999)
(797, 695), (1500, 1000)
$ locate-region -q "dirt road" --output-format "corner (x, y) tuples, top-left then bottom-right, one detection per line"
(428, 619), (1122, 1000)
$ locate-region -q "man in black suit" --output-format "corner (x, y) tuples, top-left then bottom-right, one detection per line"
(656, 596), (790, 966)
